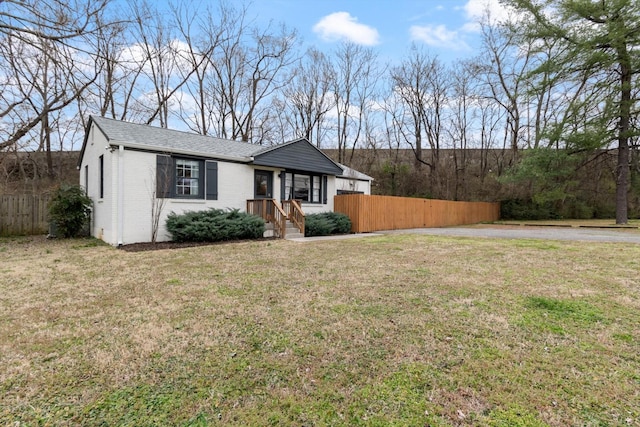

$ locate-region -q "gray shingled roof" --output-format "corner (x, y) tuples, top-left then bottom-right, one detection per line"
(91, 115), (263, 160)
(337, 163), (374, 181)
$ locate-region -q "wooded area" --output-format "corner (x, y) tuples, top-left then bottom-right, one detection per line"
(0, 0), (638, 220)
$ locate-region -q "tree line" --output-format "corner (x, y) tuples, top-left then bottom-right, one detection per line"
(1, 0), (638, 220)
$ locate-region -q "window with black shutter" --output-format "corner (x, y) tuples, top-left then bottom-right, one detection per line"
(156, 155), (217, 200)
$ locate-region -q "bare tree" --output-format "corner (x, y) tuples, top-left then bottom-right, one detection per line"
(0, 0), (112, 155)
(331, 42), (382, 164)
(129, 1), (180, 128)
(208, 4), (299, 143)
(82, 13), (145, 123)
(471, 16), (533, 158)
(390, 47), (449, 197)
(0, 26), (102, 184)
(0, 0), (112, 44)
(149, 156), (171, 243)
(171, 2), (229, 135)
(279, 48), (335, 146)
(447, 62), (476, 200)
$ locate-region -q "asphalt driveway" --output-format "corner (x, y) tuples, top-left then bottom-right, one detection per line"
(382, 224), (640, 244)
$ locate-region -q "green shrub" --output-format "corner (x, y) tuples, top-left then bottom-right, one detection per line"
(304, 212), (352, 237)
(560, 200), (594, 220)
(500, 198), (560, 220)
(326, 212), (352, 234)
(165, 208), (265, 242)
(48, 185), (92, 238)
(304, 215), (334, 237)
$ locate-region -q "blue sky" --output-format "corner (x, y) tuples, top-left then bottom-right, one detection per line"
(251, 0), (510, 64)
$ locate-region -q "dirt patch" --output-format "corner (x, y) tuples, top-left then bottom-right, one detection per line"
(118, 237), (277, 252)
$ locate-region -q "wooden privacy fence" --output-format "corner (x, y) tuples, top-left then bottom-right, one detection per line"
(0, 195), (51, 236)
(334, 194), (500, 233)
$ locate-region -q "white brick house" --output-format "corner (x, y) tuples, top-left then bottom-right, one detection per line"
(78, 116), (371, 245)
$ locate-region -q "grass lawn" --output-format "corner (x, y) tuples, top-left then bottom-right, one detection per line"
(1, 234), (639, 426)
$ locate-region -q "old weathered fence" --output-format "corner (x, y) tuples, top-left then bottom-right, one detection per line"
(334, 194), (500, 233)
(0, 195), (51, 236)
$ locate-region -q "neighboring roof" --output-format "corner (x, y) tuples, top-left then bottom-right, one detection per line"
(337, 163), (374, 181)
(78, 116), (345, 176)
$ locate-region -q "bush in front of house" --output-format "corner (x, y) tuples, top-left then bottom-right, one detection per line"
(304, 212), (352, 237)
(48, 184), (92, 238)
(165, 208), (265, 242)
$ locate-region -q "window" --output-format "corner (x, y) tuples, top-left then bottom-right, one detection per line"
(156, 155), (217, 200)
(294, 174), (310, 200)
(284, 172), (324, 203)
(312, 176), (320, 202)
(176, 159), (200, 196)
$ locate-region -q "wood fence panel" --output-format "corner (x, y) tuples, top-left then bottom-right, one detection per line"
(0, 195), (50, 236)
(334, 194), (500, 233)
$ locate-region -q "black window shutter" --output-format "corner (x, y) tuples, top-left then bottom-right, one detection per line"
(99, 155), (104, 198)
(206, 161), (218, 200)
(280, 171), (286, 201)
(323, 175), (328, 204)
(156, 155), (172, 198)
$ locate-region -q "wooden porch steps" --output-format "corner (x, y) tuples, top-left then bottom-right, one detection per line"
(264, 221), (304, 239)
(247, 199), (305, 239)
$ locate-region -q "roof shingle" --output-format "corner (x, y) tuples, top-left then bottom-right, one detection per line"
(91, 115), (262, 160)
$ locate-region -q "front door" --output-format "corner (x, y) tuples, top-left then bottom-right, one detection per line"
(254, 170), (273, 199)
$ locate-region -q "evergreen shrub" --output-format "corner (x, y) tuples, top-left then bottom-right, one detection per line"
(305, 212), (352, 237)
(165, 208), (265, 242)
(48, 185), (92, 238)
(500, 198), (560, 220)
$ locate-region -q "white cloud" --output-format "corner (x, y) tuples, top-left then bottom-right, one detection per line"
(463, 0), (517, 29)
(409, 25), (470, 51)
(119, 43), (148, 65)
(313, 12), (380, 46)
(461, 21), (481, 33)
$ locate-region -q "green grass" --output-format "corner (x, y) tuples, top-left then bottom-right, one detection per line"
(519, 296), (606, 335)
(1, 234), (639, 426)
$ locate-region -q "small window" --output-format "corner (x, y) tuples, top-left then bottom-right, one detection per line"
(284, 173), (293, 200)
(176, 159), (200, 196)
(312, 176), (320, 202)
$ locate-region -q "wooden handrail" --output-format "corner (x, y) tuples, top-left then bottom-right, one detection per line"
(282, 199), (305, 235)
(247, 199), (287, 238)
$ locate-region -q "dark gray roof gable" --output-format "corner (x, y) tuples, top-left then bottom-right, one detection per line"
(78, 116), (344, 176)
(253, 138), (344, 175)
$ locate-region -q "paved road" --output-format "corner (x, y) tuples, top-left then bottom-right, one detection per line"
(382, 225), (640, 244)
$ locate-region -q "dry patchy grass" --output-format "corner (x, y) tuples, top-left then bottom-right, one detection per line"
(1, 234), (639, 426)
